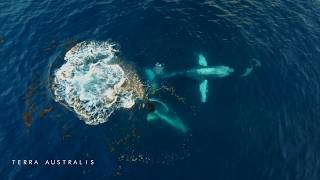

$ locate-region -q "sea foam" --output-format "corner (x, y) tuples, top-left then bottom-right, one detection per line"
(52, 41), (143, 125)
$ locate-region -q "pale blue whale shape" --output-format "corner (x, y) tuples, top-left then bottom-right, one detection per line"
(145, 54), (260, 103)
(145, 54), (234, 103)
(147, 98), (188, 133)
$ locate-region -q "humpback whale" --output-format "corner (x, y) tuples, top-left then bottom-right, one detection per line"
(146, 98), (188, 133)
(145, 54), (234, 103)
(143, 54), (260, 132)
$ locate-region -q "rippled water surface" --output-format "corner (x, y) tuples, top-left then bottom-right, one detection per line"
(1, 0), (320, 179)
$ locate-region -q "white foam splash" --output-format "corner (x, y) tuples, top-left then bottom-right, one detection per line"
(52, 41), (138, 125)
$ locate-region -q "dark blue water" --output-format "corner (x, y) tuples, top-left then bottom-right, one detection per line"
(1, 0), (320, 179)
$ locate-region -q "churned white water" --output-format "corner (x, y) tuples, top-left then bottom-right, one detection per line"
(52, 41), (139, 125)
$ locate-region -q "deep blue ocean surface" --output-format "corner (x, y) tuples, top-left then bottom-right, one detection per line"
(1, 0), (320, 179)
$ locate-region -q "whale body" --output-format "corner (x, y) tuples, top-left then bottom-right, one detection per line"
(145, 54), (260, 103)
(165, 65), (234, 80)
(145, 54), (234, 103)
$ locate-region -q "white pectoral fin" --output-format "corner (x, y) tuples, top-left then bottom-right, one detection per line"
(198, 54), (208, 67)
(199, 79), (209, 103)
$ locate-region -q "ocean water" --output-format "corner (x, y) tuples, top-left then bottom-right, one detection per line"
(1, 0), (320, 179)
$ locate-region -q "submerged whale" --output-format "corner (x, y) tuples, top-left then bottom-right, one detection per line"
(145, 54), (261, 103)
(145, 54), (234, 103)
(146, 98), (188, 133)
